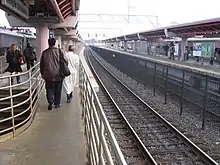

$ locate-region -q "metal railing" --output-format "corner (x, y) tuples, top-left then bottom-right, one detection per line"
(0, 62), (44, 141)
(79, 53), (127, 165)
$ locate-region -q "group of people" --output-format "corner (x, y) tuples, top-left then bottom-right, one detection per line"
(5, 43), (36, 84)
(40, 38), (79, 110)
(5, 38), (79, 111)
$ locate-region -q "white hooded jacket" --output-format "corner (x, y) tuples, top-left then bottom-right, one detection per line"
(63, 51), (79, 94)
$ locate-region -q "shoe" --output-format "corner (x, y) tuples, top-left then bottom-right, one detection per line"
(70, 92), (73, 99)
(48, 102), (53, 110)
(67, 94), (71, 103)
(55, 104), (61, 108)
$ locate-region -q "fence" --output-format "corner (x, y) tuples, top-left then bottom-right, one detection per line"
(90, 46), (220, 132)
(0, 62), (44, 141)
(79, 51), (127, 165)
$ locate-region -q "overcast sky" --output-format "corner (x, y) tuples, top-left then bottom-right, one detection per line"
(0, 0), (220, 40)
(78, 0), (220, 39)
(0, 10), (9, 27)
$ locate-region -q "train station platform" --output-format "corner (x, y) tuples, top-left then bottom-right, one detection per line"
(102, 47), (220, 78)
(0, 47), (107, 165)
(0, 88), (86, 165)
(136, 51), (220, 73)
(0, 48), (88, 165)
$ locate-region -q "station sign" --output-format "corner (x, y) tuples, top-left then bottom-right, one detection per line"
(1, 0), (29, 19)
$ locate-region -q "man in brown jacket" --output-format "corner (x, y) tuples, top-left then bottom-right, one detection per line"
(40, 38), (64, 110)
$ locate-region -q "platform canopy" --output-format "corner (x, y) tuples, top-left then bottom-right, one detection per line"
(1, 0), (80, 33)
(105, 17), (220, 42)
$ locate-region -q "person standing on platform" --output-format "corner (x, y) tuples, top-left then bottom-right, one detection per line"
(23, 43), (36, 70)
(63, 45), (79, 103)
(5, 44), (23, 84)
(164, 44), (169, 57)
(184, 46), (190, 60)
(169, 42), (175, 60)
(218, 48), (220, 65)
(40, 38), (64, 110)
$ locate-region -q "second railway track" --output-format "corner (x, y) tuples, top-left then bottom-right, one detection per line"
(86, 48), (219, 165)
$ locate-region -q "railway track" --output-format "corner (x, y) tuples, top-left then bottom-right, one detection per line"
(85, 52), (156, 164)
(87, 49), (219, 165)
(97, 88), (154, 165)
(96, 49), (220, 121)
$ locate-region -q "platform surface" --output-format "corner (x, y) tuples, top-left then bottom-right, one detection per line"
(103, 47), (220, 78)
(0, 88), (86, 165)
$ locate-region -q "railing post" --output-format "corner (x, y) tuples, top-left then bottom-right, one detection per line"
(9, 76), (15, 136)
(131, 57), (134, 80)
(98, 119), (104, 165)
(0, 57), (2, 76)
(28, 70), (33, 115)
(202, 75), (208, 129)
(180, 70), (185, 115)
(87, 78), (93, 165)
(144, 62), (147, 87)
(153, 62), (156, 96)
(136, 59), (139, 84)
(79, 63), (83, 105)
(164, 65), (168, 104)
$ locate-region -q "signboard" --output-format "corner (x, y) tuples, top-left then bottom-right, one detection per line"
(174, 43), (179, 56)
(193, 43), (202, 56)
(201, 42), (212, 57)
(1, 0), (29, 19)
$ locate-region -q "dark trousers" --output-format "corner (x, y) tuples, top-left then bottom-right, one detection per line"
(26, 60), (34, 70)
(170, 53), (174, 60)
(45, 81), (63, 106)
(11, 75), (20, 84)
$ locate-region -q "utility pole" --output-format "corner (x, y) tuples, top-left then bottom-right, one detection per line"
(127, 0), (130, 23)
(156, 16), (159, 28)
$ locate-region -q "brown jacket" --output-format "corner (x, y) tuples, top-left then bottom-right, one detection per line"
(40, 46), (63, 82)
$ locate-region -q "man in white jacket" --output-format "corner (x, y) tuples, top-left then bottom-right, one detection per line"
(63, 45), (79, 103)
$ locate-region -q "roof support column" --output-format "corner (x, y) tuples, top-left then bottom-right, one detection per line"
(133, 41), (137, 52)
(141, 40), (147, 54)
(105, 42), (108, 47)
(180, 38), (187, 61)
(36, 24), (49, 60)
(0, 35), (4, 48)
(62, 40), (68, 51)
(147, 41), (151, 55)
(134, 41), (139, 53)
(56, 35), (62, 49)
(124, 41), (127, 51)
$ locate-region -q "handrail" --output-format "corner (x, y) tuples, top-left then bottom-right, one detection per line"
(0, 62), (39, 79)
(79, 48), (127, 165)
(0, 62), (44, 141)
(0, 47), (129, 164)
